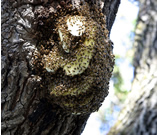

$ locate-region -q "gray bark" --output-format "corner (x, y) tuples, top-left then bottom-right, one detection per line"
(1, 0), (120, 135)
(108, 0), (157, 134)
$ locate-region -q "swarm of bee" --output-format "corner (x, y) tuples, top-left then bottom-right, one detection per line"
(33, 2), (114, 114)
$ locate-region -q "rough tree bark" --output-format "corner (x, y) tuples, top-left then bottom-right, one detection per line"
(108, 0), (157, 134)
(1, 0), (120, 135)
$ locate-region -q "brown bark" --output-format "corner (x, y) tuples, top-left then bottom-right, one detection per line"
(1, 0), (120, 135)
(108, 0), (157, 134)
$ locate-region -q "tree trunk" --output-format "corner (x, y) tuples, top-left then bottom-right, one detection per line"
(1, 0), (120, 135)
(108, 0), (157, 134)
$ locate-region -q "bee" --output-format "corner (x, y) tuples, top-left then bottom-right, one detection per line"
(54, 13), (58, 17)
(67, 65), (71, 68)
(60, 1), (66, 7)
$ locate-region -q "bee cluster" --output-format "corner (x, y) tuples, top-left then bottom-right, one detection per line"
(32, 1), (114, 114)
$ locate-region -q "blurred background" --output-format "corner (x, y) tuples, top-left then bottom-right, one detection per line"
(82, 0), (139, 135)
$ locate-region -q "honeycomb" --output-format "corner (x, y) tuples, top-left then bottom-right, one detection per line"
(33, 2), (114, 114)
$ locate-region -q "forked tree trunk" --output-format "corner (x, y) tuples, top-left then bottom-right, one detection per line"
(1, 0), (120, 135)
(108, 0), (157, 134)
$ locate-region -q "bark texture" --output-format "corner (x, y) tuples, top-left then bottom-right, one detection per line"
(1, 0), (120, 135)
(108, 0), (157, 134)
